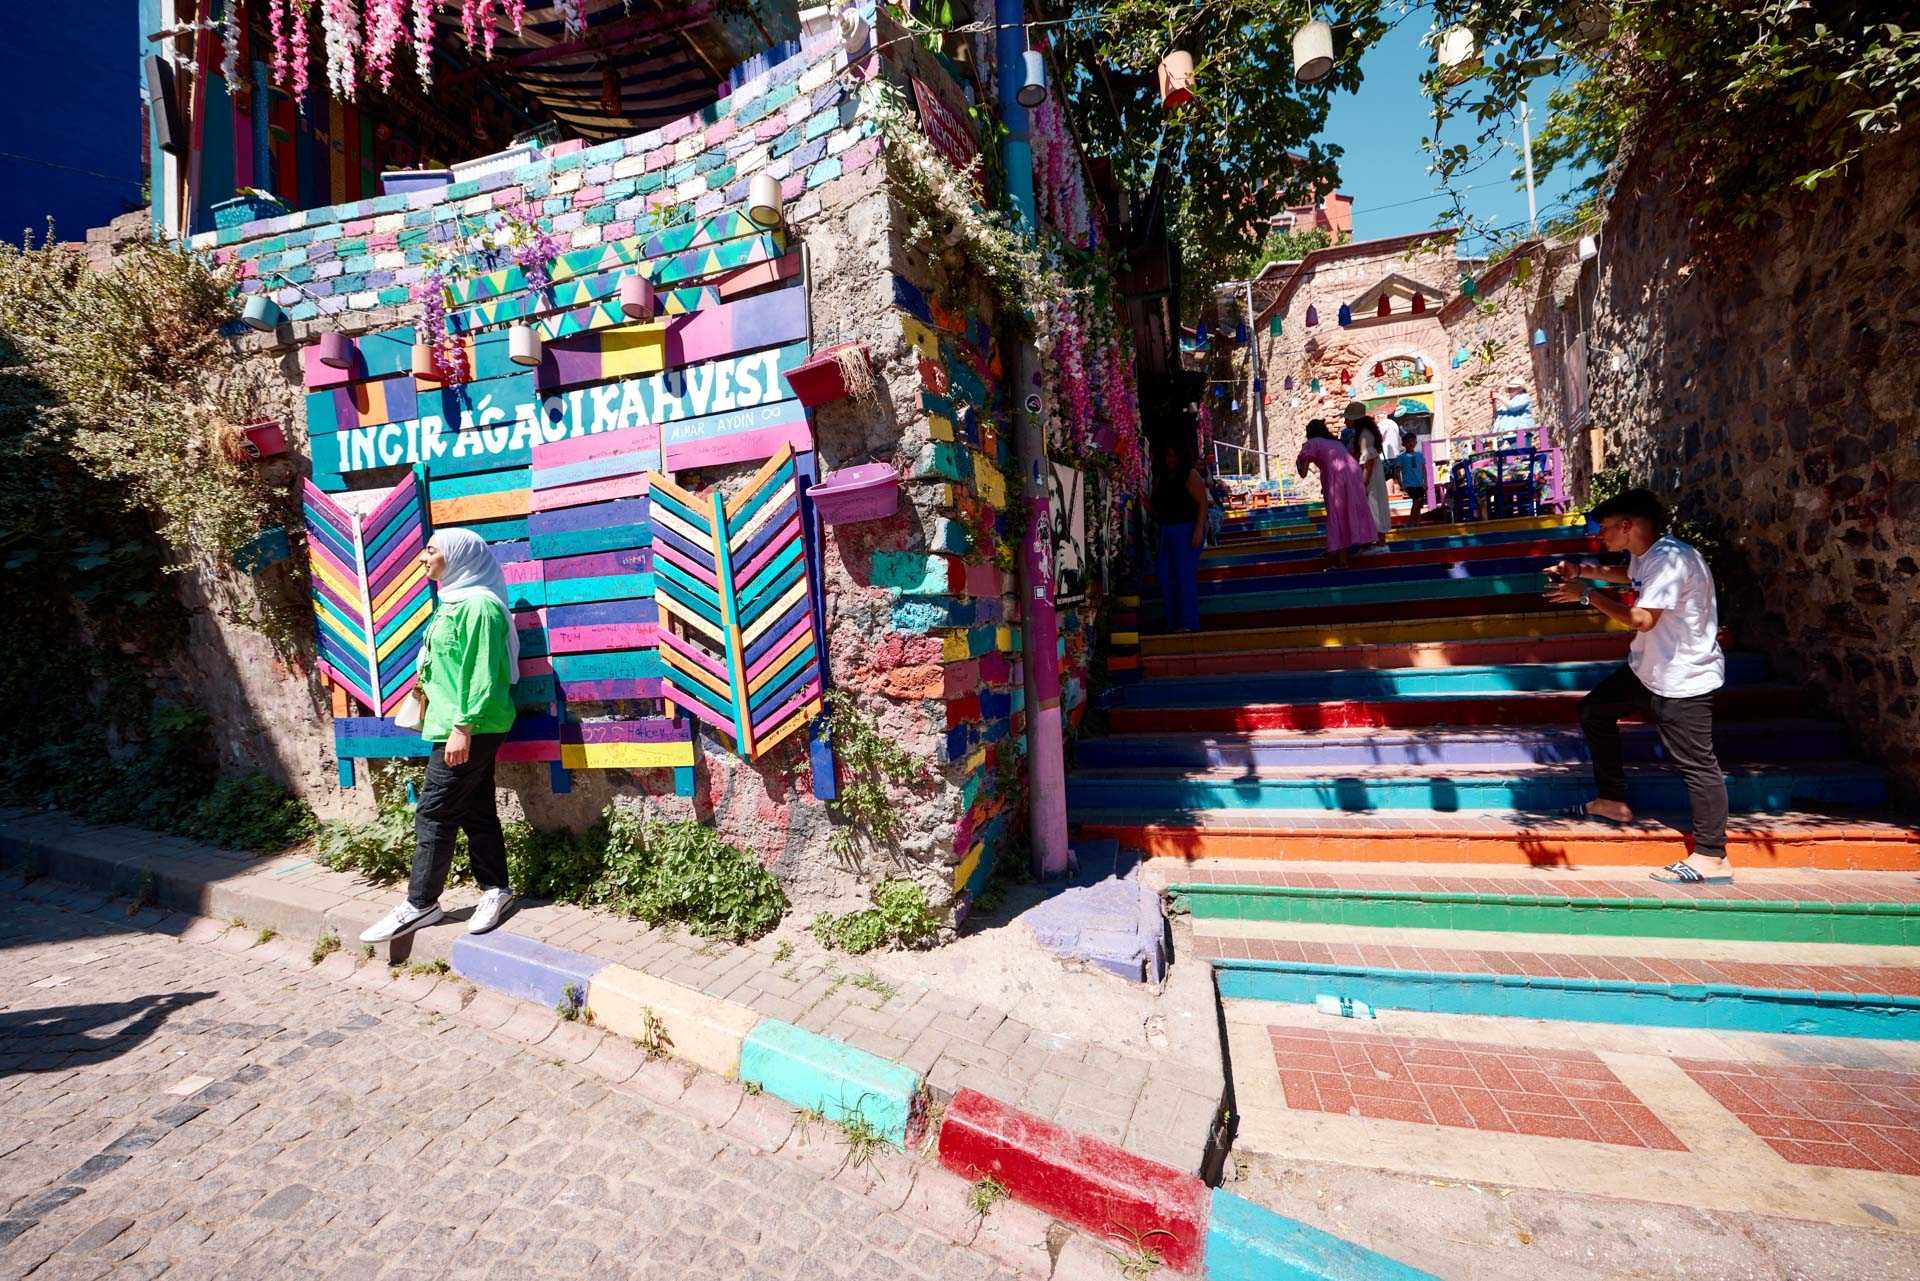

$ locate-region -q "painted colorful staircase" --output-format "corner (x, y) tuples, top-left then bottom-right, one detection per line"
(1086, 508), (1917, 870)
(1082, 506), (1920, 1211)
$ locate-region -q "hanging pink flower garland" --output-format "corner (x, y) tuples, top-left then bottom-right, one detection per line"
(268, 0), (528, 101)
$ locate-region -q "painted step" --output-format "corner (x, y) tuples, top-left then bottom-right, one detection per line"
(1074, 809), (1920, 870)
(1209, 956), (1920, 1040)
(1193, 535), (1603, 584)
(1149, 585), (1564, 634)
(1201, 524), (1595, 573)
(1141, 630), (1631, 678)
(1074, 719), (1852, 770)
(1139, 610), (1621, 658)
(1170, 873), (1920, 945)
(1221, 511), (1584, 552)
(1066, 760), (1890, 814)
(1106, 657), (1770, 709)
(1105, 684), (1799, 734)
(1182, 554), (1576, 600)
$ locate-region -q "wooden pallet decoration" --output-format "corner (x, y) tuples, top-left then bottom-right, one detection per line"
(302, 471), (432, 717)
(648, 444), (824, 759)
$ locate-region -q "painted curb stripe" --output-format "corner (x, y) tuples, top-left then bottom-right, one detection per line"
(583, 963), (760, 1076)
(1213, 959), (1920, 1040)
(738, 1019), (922, 1146)
(936, 1088), (1211, 1274)
(1168, 884), (1920, 946)
(449, 930), (608, 1011)
(1206, 1188), (1441, 1281)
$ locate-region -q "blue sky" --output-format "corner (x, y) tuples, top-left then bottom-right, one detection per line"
(1317, 19), (1587, 251)
(0, 7), (142, 244)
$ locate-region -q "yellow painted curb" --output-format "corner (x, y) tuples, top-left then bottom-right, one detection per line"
(1141, 609), (1624, 656)
(585, 963), (762, 1076)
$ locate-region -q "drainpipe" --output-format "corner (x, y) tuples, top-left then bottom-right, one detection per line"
(996, 0), (1070, 878)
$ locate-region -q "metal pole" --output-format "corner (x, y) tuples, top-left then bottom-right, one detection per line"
(1519, 98), (1538, 236)
(1245, 280), (1268, 480)
(996, 0), (1070, 880)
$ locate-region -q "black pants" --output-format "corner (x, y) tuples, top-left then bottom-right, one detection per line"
(1578, 666), (1728, 859)
(1405, 487), (1427, 522)
(409, 733), (509, 909)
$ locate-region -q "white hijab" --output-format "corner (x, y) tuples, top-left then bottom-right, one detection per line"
(431, 528), (520, 675)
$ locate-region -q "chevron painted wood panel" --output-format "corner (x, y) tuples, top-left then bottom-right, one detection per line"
(649, 445), (824, 759)
(302, 471), (432, 716)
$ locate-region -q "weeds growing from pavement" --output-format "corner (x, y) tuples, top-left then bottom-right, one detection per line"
(1104, 1227), (1174, 1279)
(772, 939), (793, 964)
(631, 1007), (670, 1058)
(967, 1177), (1008, 1218)
(255, 927), (277, 945)
(836, 1110), (894, 1169)
(848, 970), (897, 1001)
(811, 879), (941, 955)
(310, 931), (341, 964)
(555, 982), (584, 1021)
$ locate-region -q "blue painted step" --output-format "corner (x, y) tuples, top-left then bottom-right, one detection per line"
(1065, 762), (1890, 813)
(1073, 720), (1851, 770)
(1202, 522), (1591, 570)
(1213, 959), (1920, 1041)
(1105, 657), (1770, 709)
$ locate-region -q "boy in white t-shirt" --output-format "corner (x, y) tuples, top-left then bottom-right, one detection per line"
(1546, 488), (1731, 884)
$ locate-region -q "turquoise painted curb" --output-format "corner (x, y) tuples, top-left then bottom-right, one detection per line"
(1214, 960), (1920, 1040)
(738, 1018), (922, 1145)
(1207, 1189), (1441, 1281)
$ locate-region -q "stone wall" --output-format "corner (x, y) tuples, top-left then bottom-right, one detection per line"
(1578, 129), (1920, 798)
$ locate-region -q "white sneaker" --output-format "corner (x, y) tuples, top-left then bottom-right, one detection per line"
(467, 888), (515, 935)
(359, 901), (443, 944)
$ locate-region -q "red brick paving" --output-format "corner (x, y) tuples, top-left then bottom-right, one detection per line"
(1198, 935), (1920, 997)
(1268, 1027), (1687, 1150)
(1677, 1059), (1920, 1176)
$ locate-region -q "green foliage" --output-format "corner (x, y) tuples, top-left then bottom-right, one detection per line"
(310, 931), (341, 964)
(315, 763), (423, 884)
(811, 878), (943, 955)
(821, 692), (924, 872)
(504, 817), (607, 904)
(1182, 225), (1335, 317)
(1424, 2), (1920, 243)
(0, 702), (312, 853)
(610, 817), (787, 943)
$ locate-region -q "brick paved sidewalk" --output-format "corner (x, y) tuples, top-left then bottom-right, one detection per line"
(0, 882), (1158, 1281)
(0, 809), (1224, 1176)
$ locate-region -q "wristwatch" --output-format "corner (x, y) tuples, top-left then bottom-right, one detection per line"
(1580, 587), (1593, 607)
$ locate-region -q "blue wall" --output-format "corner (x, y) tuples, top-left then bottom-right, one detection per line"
(0, 4), (143, 244)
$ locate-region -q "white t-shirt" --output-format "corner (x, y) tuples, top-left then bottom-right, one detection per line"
(1627, 536), (1724, 698)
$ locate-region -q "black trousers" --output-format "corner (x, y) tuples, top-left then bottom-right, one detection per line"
(409, 732), (509, 909)
(1578, 665), (1729, 859)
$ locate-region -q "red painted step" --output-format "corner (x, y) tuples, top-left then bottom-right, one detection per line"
(936, 1089), (1210, 1273)
(1187, 591), (1559, 634)
(1105, 685), (1794, 734)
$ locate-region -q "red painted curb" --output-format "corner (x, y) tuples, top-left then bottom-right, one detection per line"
(936, 1088), (1210, 1274)
(1107, 685), (1785, 734)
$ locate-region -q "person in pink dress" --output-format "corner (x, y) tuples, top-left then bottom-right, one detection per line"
(1295, 418), (1374, 569)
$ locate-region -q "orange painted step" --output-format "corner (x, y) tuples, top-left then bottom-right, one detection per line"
(1074, 811), (1920, 871)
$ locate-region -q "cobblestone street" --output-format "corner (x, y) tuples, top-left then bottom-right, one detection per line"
(0, 888), (1044, 1281)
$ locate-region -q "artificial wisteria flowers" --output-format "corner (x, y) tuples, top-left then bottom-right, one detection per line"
(411, 0), (436, 88)
(363, 0), (407, 89)
(321, 0), (359, 100)
(220, 0), (242, 86)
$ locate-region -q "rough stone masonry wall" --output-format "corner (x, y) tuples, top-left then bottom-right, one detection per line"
(1583, 128), (1920, 798)
(140, 22), (1002, 916)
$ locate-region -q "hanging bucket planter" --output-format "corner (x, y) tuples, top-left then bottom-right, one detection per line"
(618, 273), (657, 321)
(1377, 296), (1391, 317)
(786, 342), (875, 408)
(1292, 21), (1334, 84)
(747, 173), (784, 228)
(1532, 328), (1549, 347)
(838, 6), (870, 54)
(1578, 234), (1599, 260)
(1017, 50), (1048, 108)
(1303, 305), (1318, 328)
(508, 323), (543, 367)
(1158, 50), (1195, 108)
(809, 462), (900, 525)
(316, 331), (353, 369)
(241, 293), (283, 332)
(1411, 294), (1426, 314)
(410, 339), (439, 379)
(1337, 303), (1353, 327)
(239, 419), (289, 459)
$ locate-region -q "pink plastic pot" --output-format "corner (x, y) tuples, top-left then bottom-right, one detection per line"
(808, 463), (900, 524)
(241, 420), (288, 459)
(316, 331), (353, 369)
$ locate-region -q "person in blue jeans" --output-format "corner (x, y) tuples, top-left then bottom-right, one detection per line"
(1392, 430), (1428, 523)
(1152, 441), (1209, 632)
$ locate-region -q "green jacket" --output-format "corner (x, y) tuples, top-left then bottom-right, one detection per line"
(419, 597), (517, 741)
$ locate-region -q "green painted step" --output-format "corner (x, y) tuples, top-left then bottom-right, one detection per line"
(1168, 882), (1920, 946)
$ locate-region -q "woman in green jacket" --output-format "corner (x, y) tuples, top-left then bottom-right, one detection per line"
(361, 529), (520, 944)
